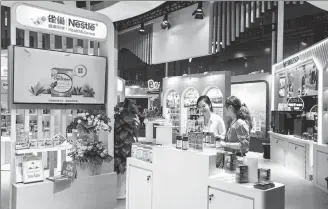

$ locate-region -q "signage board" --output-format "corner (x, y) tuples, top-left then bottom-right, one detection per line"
(14, 4), (107, 41)
(287, 97), (304, 111)
(11, 46), (106, 107)
(61, 161), (76, 180)
(148, 79), (160, 91)
(283, 56), (299, 68)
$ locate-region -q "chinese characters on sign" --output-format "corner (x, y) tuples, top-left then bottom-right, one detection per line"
(15, 4), (107, 41)
(61, 161), (76, 180)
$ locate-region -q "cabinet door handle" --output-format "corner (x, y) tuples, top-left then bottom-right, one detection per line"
(147, 175), (151, 181)
(209, 194), (214, 202)
(295, 146), (297, 150)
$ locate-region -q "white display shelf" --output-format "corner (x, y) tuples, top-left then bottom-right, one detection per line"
(15, 146), (69, 154)
(1, 113), (20, 116)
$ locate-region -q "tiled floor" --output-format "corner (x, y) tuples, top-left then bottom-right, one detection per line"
(1, 155), (328, 209)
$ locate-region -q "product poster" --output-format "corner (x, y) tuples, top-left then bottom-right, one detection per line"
(12, 46), (106, 105)
(183, 88), (199, 107)
(206, 88), (223, 119)
(278, 75), (286, 98)
(166, 90), (180, 108)
(286, 70), (295, 98)
(231, 82), (267, 138)
(297, 61), (318, 96)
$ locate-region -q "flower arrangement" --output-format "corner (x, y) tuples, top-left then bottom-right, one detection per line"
(67, 111), (113, 165)
(68, 140), (113, 165)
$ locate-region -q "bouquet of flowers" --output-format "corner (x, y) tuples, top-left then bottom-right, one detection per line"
(68, 140), (113, 165)
(67, 111), (113, 164)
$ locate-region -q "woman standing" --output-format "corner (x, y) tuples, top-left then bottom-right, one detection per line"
(220, 96), (252, 156)
(196, 95), (226, 137)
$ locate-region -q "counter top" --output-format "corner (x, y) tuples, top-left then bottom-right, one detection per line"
(269, 131), (317, 145)
(208, 171), (284, 194)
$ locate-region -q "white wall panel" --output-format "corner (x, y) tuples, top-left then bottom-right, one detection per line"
(151, 2), (212, 64)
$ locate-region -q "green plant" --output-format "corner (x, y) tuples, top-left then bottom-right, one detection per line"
(43, 87), (51, 94)
(29, 82), (45, 96)
(72, 86), (83, 95)
(82, 84), (95, 97)
(114, 99), (140, 174)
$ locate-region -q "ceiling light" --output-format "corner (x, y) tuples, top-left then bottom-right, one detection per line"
(189, 58), (192, 63)
(301, 41), (307, 47)
(139, 22), (145, 34)
(264, 48), (271, 53)
(161, 14), (171, 30)
(192, 2), (204, 19)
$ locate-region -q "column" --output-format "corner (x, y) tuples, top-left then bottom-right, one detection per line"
(271, 11), (277, 65)
(277, 1), (284, 62)
(165, 63), (168, 77)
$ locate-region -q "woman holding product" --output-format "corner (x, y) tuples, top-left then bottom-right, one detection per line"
(196, 95), (226, 137)
(220, 96), (252, 156)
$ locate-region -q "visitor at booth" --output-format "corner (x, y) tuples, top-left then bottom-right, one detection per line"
(196, 95), (226, 136)
(220, 96), (252, 156)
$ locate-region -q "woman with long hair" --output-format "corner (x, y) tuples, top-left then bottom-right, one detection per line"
(196, 95), (226, 136)
(220, 96), (252, 156)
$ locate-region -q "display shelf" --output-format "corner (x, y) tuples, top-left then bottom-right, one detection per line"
(15, 146), (69, 154)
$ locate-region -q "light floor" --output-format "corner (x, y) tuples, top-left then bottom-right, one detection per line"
(1, 155), (328, 209)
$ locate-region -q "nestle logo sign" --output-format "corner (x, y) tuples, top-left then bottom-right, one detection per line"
(68, 19), (96, 31)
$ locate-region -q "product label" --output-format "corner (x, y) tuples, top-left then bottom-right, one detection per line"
(176, 140), (182, 149)
(53, 73), (73, 93)
(182, 141), (189, 150)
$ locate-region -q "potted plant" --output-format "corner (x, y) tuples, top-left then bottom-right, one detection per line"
(67, 111), (113, 177)
(114, 99), (140, 199)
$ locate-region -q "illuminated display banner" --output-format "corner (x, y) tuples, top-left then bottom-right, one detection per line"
(148, 79), (160, 91)
(287, 97), (304, 111)
(14, 4), (107, 41)
(12, 46), (106, 105)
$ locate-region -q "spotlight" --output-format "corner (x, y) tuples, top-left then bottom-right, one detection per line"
(161, 14), (171, 29)
(192, 2), (204, 19)
(139, 22), (145, 34)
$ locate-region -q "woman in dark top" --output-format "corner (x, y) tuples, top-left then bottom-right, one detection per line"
(220, 96), (252, 155)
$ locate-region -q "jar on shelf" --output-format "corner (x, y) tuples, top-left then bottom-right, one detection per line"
(182, 136), (189, 150)
(176, 136), (182, 149)
(132, 144), (138, 157)
(143, 146), (150, 162)
(136, 145), (143, 160)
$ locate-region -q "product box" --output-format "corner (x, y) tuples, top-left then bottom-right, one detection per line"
(45, 139), (54, 148)
(216, 151), (225, 168)
(224, 152), (237, 172)
(236, 165), (249, 183)
(29, 139), (37, 149)
(22, 156), (44, 183)
(258, 168), (271, 182)
(37, 140), (46, 149)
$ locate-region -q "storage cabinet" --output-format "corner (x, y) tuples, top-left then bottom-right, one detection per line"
(127, 166), (153, 209)
(316, 151), (328, 189)
(286, 142), (306, 178)
(270, 137), (285, 165)
(208, 188), (253, 209)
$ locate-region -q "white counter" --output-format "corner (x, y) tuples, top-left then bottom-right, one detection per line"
(269, 131), (314, 180)
(126, 147), (285, 209)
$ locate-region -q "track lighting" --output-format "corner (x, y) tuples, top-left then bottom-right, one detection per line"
(139, 22), (145, 34)
(161, 14), (171, 30)
(192, 2), (204, 19)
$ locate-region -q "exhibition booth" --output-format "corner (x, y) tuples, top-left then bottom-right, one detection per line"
(2, 2), (117, 209)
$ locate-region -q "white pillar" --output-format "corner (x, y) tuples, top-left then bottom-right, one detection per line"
(277, 1), (284, 62)
(165, 63), (168, 77)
